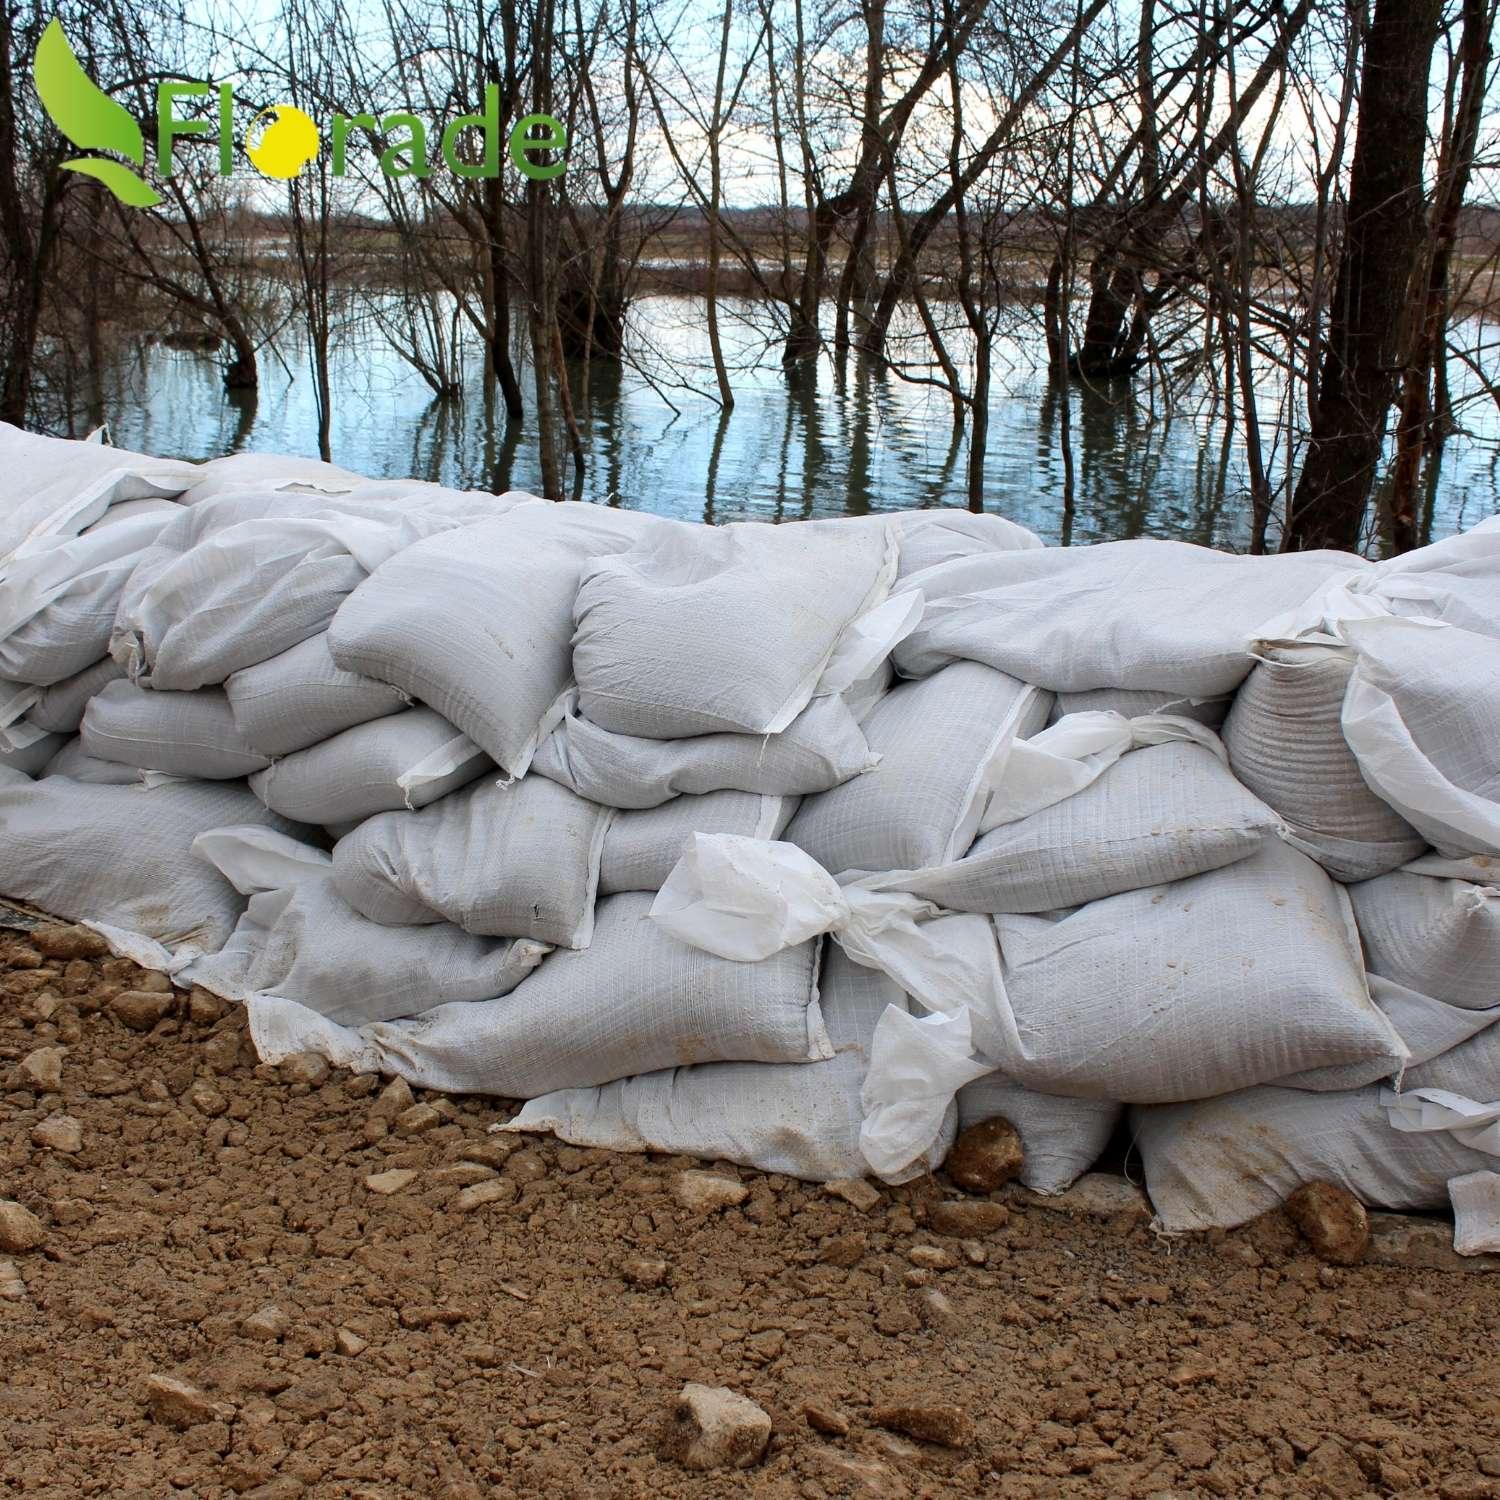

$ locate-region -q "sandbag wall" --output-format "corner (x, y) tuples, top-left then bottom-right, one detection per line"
(2, 421), (1498, 1243)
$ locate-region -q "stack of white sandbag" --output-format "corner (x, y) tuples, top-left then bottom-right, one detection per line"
(3, 421), (1498, 1250)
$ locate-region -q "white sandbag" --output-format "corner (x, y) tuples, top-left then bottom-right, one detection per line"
(81, 678), (269, 779)
(887, 508), (1043, 579)
(0, 767), (299, 969)
(171, 449), (369, 505)
(532, 693), (876, 809)
(112, 487), (523, 690)
(328, 503), (661, 777)
(508, 946), (955, 1182)
(1257, 514), (1500, 644)
(246, 890), (829, 1097)
(1350, 860), (1500, 1009)
(893, 738), (1277, 914)
(331, 773), (610, 947)
(1050, 687), (1229, 728)
(187, 875), (546, 1026)
(249, 706), (490, 825)
(956, 1074), (1121, 1195)
(599, 791), (796, 895)
(26, 656), (125, 733)
(894, 540), (1366, 697)
(0, 723), (66, 775)
(1450, 1172), (1500, 1256)
(0, 500), (182, 684)
(0, 422), (193, 566)
(1338, 616), (1500, 857)
(1223, 642), (1424, 881)
(42, 737), (145, 785)
(784, 664), (1049, 875)
(571, 519), (895, 738)
(225, 631), (409, 757)
(1133, 1082), (1498, 1232)
(988, 838), (1408, 1102)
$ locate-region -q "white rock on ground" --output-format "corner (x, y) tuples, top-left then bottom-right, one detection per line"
(660, 1383), (772, 1470)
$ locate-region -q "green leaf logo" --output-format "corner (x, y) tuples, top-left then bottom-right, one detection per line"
(33, 18), (161, 207)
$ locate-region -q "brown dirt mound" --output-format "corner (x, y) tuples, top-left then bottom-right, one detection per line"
(3, 921), (1500, 1498)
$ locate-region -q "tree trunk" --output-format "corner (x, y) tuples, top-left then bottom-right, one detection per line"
(1284, 0), (1444, 552)
(1387, 0), (1492, 553)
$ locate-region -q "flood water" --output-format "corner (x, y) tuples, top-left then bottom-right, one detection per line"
(93, 294), (1500, 552)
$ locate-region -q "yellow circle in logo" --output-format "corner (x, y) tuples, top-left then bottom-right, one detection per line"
(246, 105), (320, 178)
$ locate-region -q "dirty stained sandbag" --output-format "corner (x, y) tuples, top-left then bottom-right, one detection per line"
(330, 772), (611, 948)
(985, 838), (1407, 1102)
(246, 890), (830, 1097)
(531, 693), (876, 809)
(1349, 857), (1500, 1010)
(25, 656), (126, 734)
(0, 766), (303, 968)
(784, 662), (1051, 876)
(81, 678), (270, 780)
(956, 1074), (1122, 1196)
(1133, 1080), (1500, 1232)
(894, 540), (1368, 698)
(1049, 687), (1229, 728)
(186, 858), (548, 1027)
(508, 945), (955, 1182)
(112, 487), (527, 691)
(328, 503), (663, 778)
(1223, 641), (1425, 882)
(571, 518), (895, 738)
(249, 706), (491, 826)
(225, 631), (409, 757)
(600, 791), (797, 895)
(0, 499), (183, 685)
(892, 737), (1278, 915)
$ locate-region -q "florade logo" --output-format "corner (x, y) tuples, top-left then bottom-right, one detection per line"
(32, 17), (568, 209)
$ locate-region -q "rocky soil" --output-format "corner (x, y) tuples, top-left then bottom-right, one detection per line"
(3, 916), (1500, 1499)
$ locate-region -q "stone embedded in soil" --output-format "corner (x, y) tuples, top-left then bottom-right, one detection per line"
(621, 1256), (669, 1288)
(365, 1169), (418, 1196)
(30, 924), (107, 960)
(241, 1304), (291, 1341)
(660, 1383), (772, 1470)
(452, 1178), (517, 1213)
(802, 1399), (850, 1437)
(673, 1171), (749, 1213)
(187, 986), (228, 1025)
(144, 1374), (235, 1429)
(871, 1401), (973, 1448)
(928, 1199), (1008, 1237)
(908, 1244), (957, 1270)
(370, 1076), (414, 1120)
(0, 1260), (27, 1301)
(945, 1117), (1025, 1193)
(111, 990), (175, 1031)
(278, 1052), (330, 1087)
(915, 1287), (960, 1333)
(0, 1201), (46, 1253)
(17, 1046), (65, 1092)
(823, 1178), (881, 1213)
(395, 1103), (443, 1136)
(202, 1030), (243, 1074)
(335, 1328), (368, 1356)
(32, 1113), (82, 1153)
(1019, 1172), (1152, 1223)
(1285, 1181), (1370, 1266)
(428, 1163), (496, 1187)
(463, 1134), (523, 1169)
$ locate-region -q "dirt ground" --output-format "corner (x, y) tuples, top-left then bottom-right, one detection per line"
(3, 920), (1500, 1500)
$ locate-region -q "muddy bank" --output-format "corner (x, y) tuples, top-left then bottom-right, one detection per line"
(3, 922), (1500, 1499)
